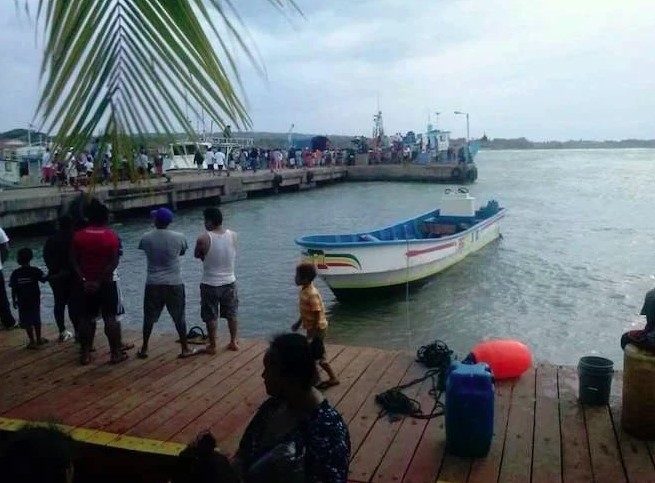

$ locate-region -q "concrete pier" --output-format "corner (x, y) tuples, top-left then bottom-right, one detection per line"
(0, 167), (346, 229)
(347, 163), (477, 183)
(0, 163), (477, 230)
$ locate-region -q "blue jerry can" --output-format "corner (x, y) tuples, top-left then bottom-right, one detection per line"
(445, 361), (494, 457)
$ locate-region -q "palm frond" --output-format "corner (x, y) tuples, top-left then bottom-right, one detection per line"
(32, 0), (299, 175)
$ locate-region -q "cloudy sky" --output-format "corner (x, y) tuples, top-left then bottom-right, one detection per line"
(1, 0), (654, 141)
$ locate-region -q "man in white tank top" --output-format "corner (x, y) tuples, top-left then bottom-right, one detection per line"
(194, 207), (239, 353)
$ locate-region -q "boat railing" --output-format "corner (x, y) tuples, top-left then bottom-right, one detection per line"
(208, 137), (254, 148)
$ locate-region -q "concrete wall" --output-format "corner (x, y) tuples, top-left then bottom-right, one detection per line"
(0, 167), (347, 230)
(0, 164), (476, 230)
(346, 163), (476, 183)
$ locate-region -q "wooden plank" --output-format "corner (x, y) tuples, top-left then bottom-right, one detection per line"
(83, 341), (258, 431)
(155, 343), (270, 444)
(320, 347), (381, 407)
(0, 348), (82, 409)
(498, 366), (536, 483)
(558, 365), (593, 483)
(335, 350), (400, 424)
(0, 334), (124, 413)
(0, 328), (97, 385)
(438, 454), (471, 483)
(531, 363), (562, 483)
(216, 346), (363, 457)
(584, 405), (626, 483)
(105, 341), (270, 435)
(609, 403), (655, 483)
(348, 352), (411, 454)
(66, 340), (255, 429)
(468, 378), (514, 483)
(347, 356), (420, 482)
(5, 333), (174, 421)
(401, 414), (446, 483)
(122, 341), (268, 440)
(368, 366), (436, 483)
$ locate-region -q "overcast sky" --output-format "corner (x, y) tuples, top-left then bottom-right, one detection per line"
(1, 0), (653, 141)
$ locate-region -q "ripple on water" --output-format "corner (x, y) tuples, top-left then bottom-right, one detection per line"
(5, 150), (655, 367)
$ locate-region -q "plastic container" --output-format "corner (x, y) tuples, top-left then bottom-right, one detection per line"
(577, 356), (614, 405)
(622, 344), (655, 439)
(445, 361), (494, 457)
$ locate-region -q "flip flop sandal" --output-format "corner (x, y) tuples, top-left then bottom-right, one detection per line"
(178, 326), (208, 345)
(121, 343), (135, 351)
(136, 350), (148, 359)
(177, 348), (201, 359)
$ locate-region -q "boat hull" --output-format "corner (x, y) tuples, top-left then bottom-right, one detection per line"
(299, 211), (504, 302)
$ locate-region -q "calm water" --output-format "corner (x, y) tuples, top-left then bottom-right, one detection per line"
(7, 149), (655, 366)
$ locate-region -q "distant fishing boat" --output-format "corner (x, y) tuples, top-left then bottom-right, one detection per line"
(165, 136), (254, 171)
(295, 188), (505, 302)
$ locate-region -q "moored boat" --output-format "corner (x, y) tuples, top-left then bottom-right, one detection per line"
(295, 187), (505, 302)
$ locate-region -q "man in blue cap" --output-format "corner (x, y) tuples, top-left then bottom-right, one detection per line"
(137, 207), (198, 358)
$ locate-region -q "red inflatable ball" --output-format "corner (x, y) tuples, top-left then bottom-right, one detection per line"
(469, 339), (532, 380)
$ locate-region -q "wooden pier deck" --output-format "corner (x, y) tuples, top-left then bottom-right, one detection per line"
(0, 327), (652, 483)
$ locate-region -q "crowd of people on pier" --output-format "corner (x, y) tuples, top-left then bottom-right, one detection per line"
(0, 198), (350, 482)
(38, 138), (354, 191)
(194, 145), (354, 175)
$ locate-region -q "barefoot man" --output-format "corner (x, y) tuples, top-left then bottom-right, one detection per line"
(194, 207), (239, 353)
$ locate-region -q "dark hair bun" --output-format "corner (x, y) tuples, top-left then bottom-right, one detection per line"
(196, 432), (217, 455)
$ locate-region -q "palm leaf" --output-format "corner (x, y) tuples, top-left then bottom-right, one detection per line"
(31, 0), (299, 184)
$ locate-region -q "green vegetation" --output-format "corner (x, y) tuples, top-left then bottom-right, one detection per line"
(480, 137), (655, 150)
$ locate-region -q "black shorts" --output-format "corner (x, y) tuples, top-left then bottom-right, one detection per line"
(200, 283), (238, 322)
(80, 281), (120, 320)
(18, 308), (41, 328)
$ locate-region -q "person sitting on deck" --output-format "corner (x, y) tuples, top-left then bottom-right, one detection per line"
(1, 425), (75, 483)
(233, 333), (351, 482)
(171, 334), (350, 482)
(621, 288), (655, 352)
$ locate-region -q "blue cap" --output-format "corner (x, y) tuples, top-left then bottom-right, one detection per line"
(151, 207), (174, 224)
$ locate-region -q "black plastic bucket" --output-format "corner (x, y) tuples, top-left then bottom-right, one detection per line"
(577, 356), (614, 405)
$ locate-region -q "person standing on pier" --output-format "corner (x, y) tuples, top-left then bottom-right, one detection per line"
(71, 199), (132, 365)
(137, 207), (198, 359)
(194, 207), (239, 353)
(10, 248), (48, 349)
(214, 147), (226, 176)
(292, 262), (340, 389)
(0, 227), (17, 329)
(43, 215), (76, 342)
